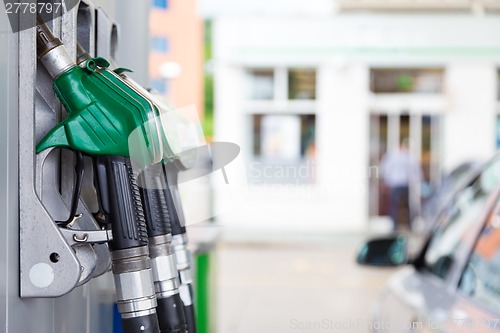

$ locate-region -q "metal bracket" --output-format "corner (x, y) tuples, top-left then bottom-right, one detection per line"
(60, 228), (113, 246)
(19, 13), (83, 297)
(59, 226), (113, 286)
(19, 5), (112, 298)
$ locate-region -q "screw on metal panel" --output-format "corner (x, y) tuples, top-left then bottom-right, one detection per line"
(49, 253), (60, 263)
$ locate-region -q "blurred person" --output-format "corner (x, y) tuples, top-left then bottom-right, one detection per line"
(380, 138), (422, 230)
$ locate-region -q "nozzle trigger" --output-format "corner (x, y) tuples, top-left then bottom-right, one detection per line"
(57, 151), (85, 227)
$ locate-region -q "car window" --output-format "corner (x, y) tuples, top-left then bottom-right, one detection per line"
(423, 156), (500, 279)
(459, 202), (500, 312)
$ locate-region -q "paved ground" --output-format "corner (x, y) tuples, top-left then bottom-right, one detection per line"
(215, 236), (398, 333)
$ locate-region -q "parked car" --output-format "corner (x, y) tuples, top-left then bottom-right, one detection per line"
(421, 161), (482, 228)
(357, 153), (500, 333)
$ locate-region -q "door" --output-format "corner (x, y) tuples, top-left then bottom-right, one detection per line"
(369, 113), (442, 226)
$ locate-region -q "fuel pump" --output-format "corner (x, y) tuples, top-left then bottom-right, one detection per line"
(76, 44), (189, 333)
(36, 18), (162, 333)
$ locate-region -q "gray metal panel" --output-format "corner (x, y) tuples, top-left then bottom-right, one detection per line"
(0, 5), (19, 333)
(114, 0), (151, 86)
(0, 0), (113, 333)
(0, 0), (151, 331)
(1, 9), (57, 333)
(0, 11), (8, 332)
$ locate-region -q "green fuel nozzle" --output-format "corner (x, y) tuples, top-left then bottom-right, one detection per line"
(35, 20), (162, 169)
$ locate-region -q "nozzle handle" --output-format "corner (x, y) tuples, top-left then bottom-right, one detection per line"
(139, 165), (172, 238)
(94, 156), (149, 250)
(163, 168), (186, 236)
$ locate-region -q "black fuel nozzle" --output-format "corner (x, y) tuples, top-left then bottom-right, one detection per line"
(163, 165), (197, 333)
(139, 164), (188, 333)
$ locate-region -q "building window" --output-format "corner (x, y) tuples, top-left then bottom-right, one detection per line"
(288, 68), (316, 100)
(249, 114), (316, 185)
(152, 36), (169, 53)
(253, 114), (315, 160)
(246, 69), (274, 100)
(151, 78), (168, 94)
(152, 0), (168, 9)
(244, 67), (317, 185)
(370, 68), (444, 94)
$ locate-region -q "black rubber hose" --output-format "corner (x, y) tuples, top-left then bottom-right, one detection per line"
(184, 304), (196, 333)
(122, 313), (161, 333)
(157, 294), (188, 333)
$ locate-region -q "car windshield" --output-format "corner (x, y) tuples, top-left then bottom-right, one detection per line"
(459, 198), (500, 312)
(423, 155), (500, 279)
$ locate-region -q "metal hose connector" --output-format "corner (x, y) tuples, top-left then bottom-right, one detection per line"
(149, 234), (181, 299)
(36, 16), (74, 78)
(111, 246), (158, 319)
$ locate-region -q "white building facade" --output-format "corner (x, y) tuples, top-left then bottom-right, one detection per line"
(209, 6), (500, 234)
